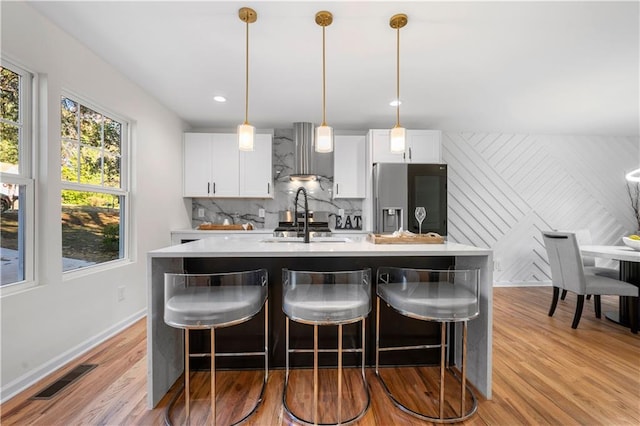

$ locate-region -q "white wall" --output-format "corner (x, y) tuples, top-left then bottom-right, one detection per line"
(0, 2), (190, 400)
(444, 132), (639, 285)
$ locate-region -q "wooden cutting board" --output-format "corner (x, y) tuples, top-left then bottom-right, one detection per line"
(197, 224), (246, 230)
(367, 232), (445, 244)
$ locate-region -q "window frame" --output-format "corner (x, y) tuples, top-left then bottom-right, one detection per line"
(60, 91), (130, 275)
(0, 59), (36, 294)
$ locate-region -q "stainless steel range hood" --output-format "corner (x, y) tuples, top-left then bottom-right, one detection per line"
(289, 122), (333, 181)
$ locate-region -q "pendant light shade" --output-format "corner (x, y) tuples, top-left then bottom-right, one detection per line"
(389, 13), (407, 154)
(315, 11), (334, 153)
(390, 126), (406, 153)
(237, 123), (255, 151)
(238, 7), (257, 151)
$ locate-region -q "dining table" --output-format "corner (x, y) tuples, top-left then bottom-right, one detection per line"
(580, 245), (640, 328)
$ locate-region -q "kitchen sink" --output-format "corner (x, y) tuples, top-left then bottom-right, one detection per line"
(260, 236), (353, 243)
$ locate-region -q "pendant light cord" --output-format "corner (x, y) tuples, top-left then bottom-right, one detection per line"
(322, 24), (327, 126)
(245, 19), (249, 125)
(396, 26), (400, 127)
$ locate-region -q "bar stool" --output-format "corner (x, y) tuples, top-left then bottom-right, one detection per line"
(164, 269), (268, 425)
(282, 268), (371, 425)
(375, 267), (480, 423)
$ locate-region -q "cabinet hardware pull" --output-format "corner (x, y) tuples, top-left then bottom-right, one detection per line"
(403, 152), (406, 160)
(267, 182), (270, 194)
(336, 183), (339, 194)
(207, 182), (210, 194)
(213, 182), (216, 194)
(409, 147), (412, 160)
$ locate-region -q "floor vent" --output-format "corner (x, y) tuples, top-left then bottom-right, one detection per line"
(31, 364), (97, 400)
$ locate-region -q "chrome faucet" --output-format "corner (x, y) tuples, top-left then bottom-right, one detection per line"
(293, 187), (310, 243)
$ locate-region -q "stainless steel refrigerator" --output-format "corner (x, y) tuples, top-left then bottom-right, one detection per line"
(373, 163), (447, 235)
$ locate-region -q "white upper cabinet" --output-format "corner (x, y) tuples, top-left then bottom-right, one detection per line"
(183, 133), (215, 197)
(210, 133), (240, 197)
(370, 129), (442, 164)
(333, 135), (366, 199)
(239, 133), (273, 198)
(183, 132), (273, 198)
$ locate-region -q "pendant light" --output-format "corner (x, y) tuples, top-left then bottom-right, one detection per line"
(315, 11), (334, 153)
(238, 7), (257, 151)
(389, 13), (408, 154)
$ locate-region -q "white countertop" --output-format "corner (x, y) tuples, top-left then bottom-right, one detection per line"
(171, 228), (370, 234)
(150, 235), (492, 258)
(581, 245), (640, 263)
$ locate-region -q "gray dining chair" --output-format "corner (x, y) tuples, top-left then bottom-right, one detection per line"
(541, 231), (638, 333)
(560, 229), (619, 301)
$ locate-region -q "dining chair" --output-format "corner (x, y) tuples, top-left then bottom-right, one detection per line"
(541, 231), (638, 333)
(560, 229), (619, 300)
(164, 269), (269, 425)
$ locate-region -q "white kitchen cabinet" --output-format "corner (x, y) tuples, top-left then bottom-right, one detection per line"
(240, 133), (273, 197)
(210, 133), (240, 196)
(370, 129), (442, 164)
(183, 133), (216, 197)
(333, 135), (366, 198)
(183, 132), (273, 198)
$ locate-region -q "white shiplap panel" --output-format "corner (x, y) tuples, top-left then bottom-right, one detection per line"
(443, 132), (638, 285)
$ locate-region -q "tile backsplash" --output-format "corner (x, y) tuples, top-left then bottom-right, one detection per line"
(191, 128), (364, 230)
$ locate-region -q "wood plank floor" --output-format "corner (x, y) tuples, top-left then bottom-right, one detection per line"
(2, 287), (639, 425)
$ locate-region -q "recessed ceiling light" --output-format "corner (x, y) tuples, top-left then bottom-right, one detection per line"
(213, 96), (227, 103)
(389, 99), (402, 107)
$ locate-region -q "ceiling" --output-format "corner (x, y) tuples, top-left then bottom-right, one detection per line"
(29, 1), (639, 136)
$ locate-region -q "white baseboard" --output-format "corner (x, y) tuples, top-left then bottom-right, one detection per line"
(0, 309), (146, 404)
(494, 280), (551, 287)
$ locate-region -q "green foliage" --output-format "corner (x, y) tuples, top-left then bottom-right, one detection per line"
(1, 67), (20, 167)
(102, 223), (120, 252)
(60, 96), (122, 190)
(61, 190), (120, 208)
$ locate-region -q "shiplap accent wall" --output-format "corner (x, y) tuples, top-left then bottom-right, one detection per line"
(443, 133), (639, 286)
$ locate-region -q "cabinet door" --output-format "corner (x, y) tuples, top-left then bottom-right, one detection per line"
(240, 133), (273, 198)
(183, 133), (213, 197)
(406, 130), (442, 163)
(210, 134), (239, 196)
(334, 135), (366, 198)
(370, 129), (405, 163)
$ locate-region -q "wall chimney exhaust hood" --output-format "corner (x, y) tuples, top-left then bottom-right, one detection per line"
(289, 122), (333, 181)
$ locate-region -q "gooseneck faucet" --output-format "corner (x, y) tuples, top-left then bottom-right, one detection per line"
(293, 187), (310, 243)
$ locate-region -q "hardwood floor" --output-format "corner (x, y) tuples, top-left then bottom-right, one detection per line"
(2, 287), (639, 425)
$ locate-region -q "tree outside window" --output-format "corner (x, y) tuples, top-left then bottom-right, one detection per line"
(60, 96), (128, 271)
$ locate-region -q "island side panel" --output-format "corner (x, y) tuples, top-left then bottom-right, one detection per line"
(147, 256), (184, 408)
(455, 253), (493, 399)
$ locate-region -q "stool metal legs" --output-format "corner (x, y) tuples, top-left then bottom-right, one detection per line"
(185, 330), (190, 424)
(284, 317), (370, 425)
(211, 328), (216, 425)
(178, 301), (268, 426)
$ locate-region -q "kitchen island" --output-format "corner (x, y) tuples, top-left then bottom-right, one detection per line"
(147, 236), (493, 407)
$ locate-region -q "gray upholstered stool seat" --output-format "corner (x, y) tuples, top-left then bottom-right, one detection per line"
(282, 269), (371, 426)
(283, 284), (370, 323)
(376, 267), (480, 423)
(377, 282), (478, 321)
(165, 286), (266, 328)
(164, 270), (268, 425)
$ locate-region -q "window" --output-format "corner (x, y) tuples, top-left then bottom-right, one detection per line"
(0, 61), (34, 288)
(60, 95), (128, 272)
